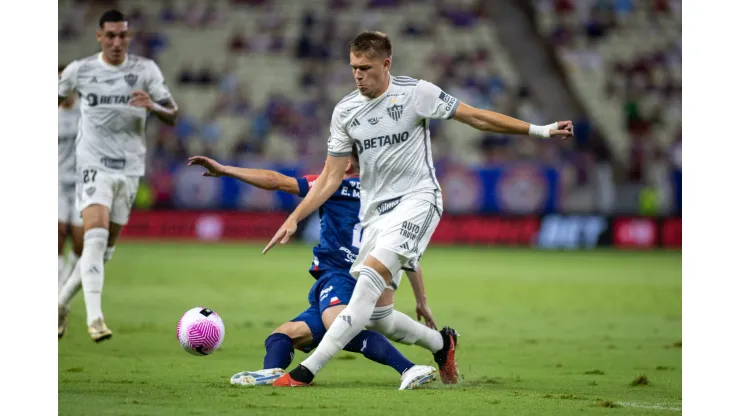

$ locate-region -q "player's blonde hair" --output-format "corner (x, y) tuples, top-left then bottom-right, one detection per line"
(349, 31), (392, 59)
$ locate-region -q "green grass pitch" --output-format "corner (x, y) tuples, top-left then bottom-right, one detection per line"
(58, 242), (681, 415)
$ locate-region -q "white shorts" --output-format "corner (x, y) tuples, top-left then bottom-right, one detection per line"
(58, 181), (83, 226)
(76, 169), (140, 226)
(350, 196), (441, 290)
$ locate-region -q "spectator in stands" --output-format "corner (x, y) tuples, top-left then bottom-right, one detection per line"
(328, 0), (350, 9)
(549, 15), (575, 47)
(584, 8), (609, 40)
(295, 28), (313, 59)
(613, 0), (634, 16)
(301, 9), (317, 29)
(251, 30), (272, 53)
(233, 132), (263, 156)
(515, 86), (545, 126)
(439, 0), (478, 28)
(185, 0), (206, 27)
(231, 0), (268, 5)
(159, 0), (180, 23)
(174, 112), (198, 141)
(368, 0), (400, 8)
(211, 83), (252, 118)
(311, 29), (332, 60)
(127, 7), (147, 28)
(268, 28), (286, 53)
(401, 15), (431, 37)
(228, 27), (249, 52)
(59, 0), (89, 40)
(260, 2), (286, 32)
(553, 0), (574, 13)
(299, 62), (320, 88)
(135, 24), (168, 61)
(196, 64), (218, 86)
(480, 134), (511, 164)
(200, 116), (223, 149)
(203, 3), (223, 28)
(231, 85), (252, 116)
(177, 62), (197, 85)
(177, 63), (196, 85)
(219, 60), (239, 93)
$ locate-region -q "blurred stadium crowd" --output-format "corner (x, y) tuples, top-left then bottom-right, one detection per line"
(59, 0), (681, 215)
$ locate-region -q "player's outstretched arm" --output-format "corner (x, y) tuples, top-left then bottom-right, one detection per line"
(452, 102), (573, 140)
(406, 265), (438, 329)
(187, 156), (300, 194)
(263, 154), (348, 254)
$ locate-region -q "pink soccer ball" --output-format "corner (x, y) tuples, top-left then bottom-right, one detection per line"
(176, 307), (225, 356)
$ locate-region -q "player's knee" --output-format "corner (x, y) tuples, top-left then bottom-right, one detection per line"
(321, 305), (346, 330)
(376, 288), (395, 307)
(82, 204), (109, 230)
(273, 321), (312, 347)
(367, 248), (404, 284)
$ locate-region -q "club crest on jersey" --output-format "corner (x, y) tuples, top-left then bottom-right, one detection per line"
(124, 73), (138, 87)
(387, 104), (404, 122)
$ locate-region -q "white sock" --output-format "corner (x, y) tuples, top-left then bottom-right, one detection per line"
(368, 304), (444, 353)
(80, 228), (108, 326)
(59, 261), (82, 307)
(301, 266), (385, 375)
(104, 246), (116, 262)
(60, 252), (79, 288)
(58, 255), (65, 286)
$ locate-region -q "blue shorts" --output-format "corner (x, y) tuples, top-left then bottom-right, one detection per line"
(291, 270), (356, 352)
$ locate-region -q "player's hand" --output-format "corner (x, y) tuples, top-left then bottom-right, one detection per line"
(416, 302), (438, 330)
(129, 90), (154, 110)
(263, 216), (298, 254)
(549, 120), (574, 140)
(188, 156), (226, 177)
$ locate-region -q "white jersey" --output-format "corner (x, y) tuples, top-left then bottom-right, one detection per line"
(58, 105), (80, 183)
(327, 75), (460, 224)
(57, 53), (172, 177)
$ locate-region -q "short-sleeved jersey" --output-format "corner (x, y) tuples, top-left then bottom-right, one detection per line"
(327, 75), (460, 225)
(58, 105), (80, 183)
(296, 175), (362, 279)
(58, 53), (172, 177)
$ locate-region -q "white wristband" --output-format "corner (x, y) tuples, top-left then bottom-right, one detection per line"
(528, 122), (558, 138)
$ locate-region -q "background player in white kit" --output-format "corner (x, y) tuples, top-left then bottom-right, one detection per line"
(264, 31), (574, 387)
(58, 64), (84, 291)
(57, 10), (179, 342)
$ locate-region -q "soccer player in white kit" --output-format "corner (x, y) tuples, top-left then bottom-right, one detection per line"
(57, 10), (179, 342)
(265, 31), (573, 388)
(58, 64), (84, 291)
